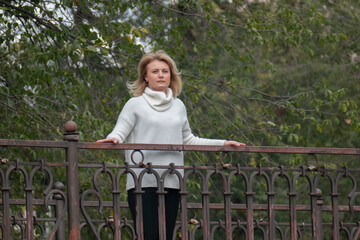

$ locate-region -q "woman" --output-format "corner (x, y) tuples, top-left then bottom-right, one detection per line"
(97, 50), (245, 239)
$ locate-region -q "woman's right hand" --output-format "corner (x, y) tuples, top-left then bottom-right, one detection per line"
(96, 138), (119, 144)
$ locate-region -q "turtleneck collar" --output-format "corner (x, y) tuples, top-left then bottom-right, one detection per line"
(142, 87), (174, 111)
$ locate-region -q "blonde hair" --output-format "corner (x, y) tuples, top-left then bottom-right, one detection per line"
(127, 50), (182, 98)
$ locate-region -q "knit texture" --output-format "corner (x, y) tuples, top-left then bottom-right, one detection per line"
(107, 87), (226, 190)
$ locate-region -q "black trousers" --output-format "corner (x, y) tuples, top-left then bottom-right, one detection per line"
(128, 188), (180, 240)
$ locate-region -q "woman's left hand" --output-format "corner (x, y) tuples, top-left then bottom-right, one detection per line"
(224, 141), (246, 147)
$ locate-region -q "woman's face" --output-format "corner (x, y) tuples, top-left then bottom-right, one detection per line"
(145, 59), (171, 93)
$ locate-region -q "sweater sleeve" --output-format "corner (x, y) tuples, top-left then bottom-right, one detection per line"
(106, 99), (136, 143)
(182, 115), (226, 146)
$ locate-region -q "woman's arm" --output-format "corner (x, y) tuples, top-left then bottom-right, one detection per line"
(97, 99), (137, 144)
(224, 140), (246, 146)
(96, 138), (119, 144)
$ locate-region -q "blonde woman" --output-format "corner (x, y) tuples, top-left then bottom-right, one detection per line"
(97, 50), (245, 239)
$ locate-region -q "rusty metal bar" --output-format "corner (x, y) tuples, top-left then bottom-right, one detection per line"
(1, 181), (11, 239)
(53, 182), (66, 240)
(245, 192), (255, 239)
(202, 188), (211, 240)
(315, 189), (323, 239)
(331, 183), (340, 239)
(267, 191), (276, 240)
(112, 190), (122, 240)
(0, 139), (69, 148)
(180, 168), (190, 240)
(289, 180), (298, 240)
(311, 188), (322, 240)
(4, 199), (360, 212)
(157, 189), (167, 240)
(79, 142), (360, 155)
(25, 185), (34, 240)
(63, 122), (81, 240)
(134, 189), (144, 240)
(224, 190), (233, 240)
(2, 139), (360, 155)
(2, 121), (360, 240)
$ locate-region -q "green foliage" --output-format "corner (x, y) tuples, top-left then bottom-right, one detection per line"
(1, 0), (360, 238)
(1, 0), (359, 151)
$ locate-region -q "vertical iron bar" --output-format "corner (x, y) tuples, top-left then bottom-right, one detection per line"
(1, 186), (11, 239)
(310, 192), (317, 239)
(311, 188), (322, 240)
(157, 189), (167, 240)
(331, 193), (340, 239)
(63, 121), (81, 240)
(53, 182), (65, 240)
(267, 192), (276, 240)
(288, 191), (297, 240)
(135, 189), (144, 240)
(25, 186), (34, 240)
(180, 190), (189, 240)
(202, 190), (211, 239)
(112, 191), (122, 240)
(245, 192), (254, 240)
(315, 189), (323, 240)
(224, 191), (233, 240)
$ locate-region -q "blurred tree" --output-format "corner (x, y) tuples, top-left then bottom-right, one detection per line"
(1, 0), (358, 153)
(1, 0), (359, 239)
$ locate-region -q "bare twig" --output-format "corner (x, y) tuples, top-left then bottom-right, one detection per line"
(152, 0), (247, 29)
(0, 0), (60, 31)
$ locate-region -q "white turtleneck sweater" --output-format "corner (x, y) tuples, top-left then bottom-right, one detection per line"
(107, 87), (226, 190)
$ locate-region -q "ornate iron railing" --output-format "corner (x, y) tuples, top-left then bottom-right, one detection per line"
(1, 121), (360, 240)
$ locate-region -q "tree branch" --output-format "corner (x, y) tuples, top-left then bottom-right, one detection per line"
(0, 0), (60, 31)
(152, 0), (247, 29)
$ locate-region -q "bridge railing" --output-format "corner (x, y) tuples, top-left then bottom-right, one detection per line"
(1, 121), (360, 240)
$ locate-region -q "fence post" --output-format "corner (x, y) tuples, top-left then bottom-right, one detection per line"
(1, 179), (11, 239)
(312, 188), (323, 240)
(53, 182), (66, 240)
(63, 121), (81, 240)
